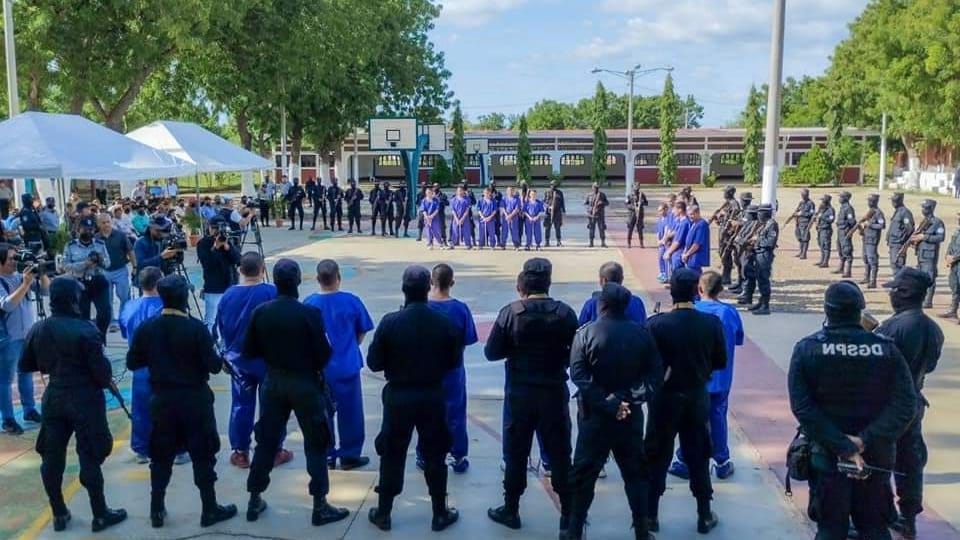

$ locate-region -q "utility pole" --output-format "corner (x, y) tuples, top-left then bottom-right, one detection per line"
(3, 0), (19, 118)
(760, 0), (786, 207)
(878, 113), (887, 191)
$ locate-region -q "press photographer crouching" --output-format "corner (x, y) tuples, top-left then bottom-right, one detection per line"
(133, 216), (183, 280)
(63, 217), (112, 341)
(0, 243), (51, 435)
(197, 216), (240, 333)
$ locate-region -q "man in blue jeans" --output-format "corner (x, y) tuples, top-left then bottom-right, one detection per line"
(96, 214), (135, 333)
(197, 216), (240, 334)
(668, 271), (744, 480)
(0, 243), (49, 434)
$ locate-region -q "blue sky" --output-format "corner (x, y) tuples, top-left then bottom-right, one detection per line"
(431, 0), (870, 127)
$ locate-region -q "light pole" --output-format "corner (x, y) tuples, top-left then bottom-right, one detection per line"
(2, 0), (19, 118)
(761, 0), (786, 206)
(592, 65), (673, 198)
(878, 113), (887, 191)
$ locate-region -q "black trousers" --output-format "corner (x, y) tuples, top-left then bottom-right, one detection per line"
(503, 385), (571, 509)
(895, 408), (927, 519)
(258, 201), (270, 226)
(810, 464), (894, 540)
(544, 213), (562, 244)
(38, 386), (112, 517)
(80, 275), (112, 342)
(288, 201), (304, 229)
(569, 408), (648, 535)
(247, 372), (332, 497)
(375, 384), (450, 500)
(347, 206), (362, 232)
(587, 217), (606, 244)
(149, 388), (219, 497)
(626, 215), (643, 247)
(646, 389), (713, 515)
(311, 197), (326, 229)
(327, 200), (343, 230)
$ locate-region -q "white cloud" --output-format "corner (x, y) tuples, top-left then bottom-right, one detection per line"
(438, 0), (527, 28)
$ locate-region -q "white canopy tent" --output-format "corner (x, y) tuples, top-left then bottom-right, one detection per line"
(127, 120), (272, 197)
(0, 111), (195, 209)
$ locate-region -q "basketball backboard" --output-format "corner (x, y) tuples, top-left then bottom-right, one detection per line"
(420, 124), (447, 152)
(369, 118), (418, 151)
(466, 138), (489, 155)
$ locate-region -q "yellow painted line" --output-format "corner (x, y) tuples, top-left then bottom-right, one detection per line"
(16, 428), (132, 540)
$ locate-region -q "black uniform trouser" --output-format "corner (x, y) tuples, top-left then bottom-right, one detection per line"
(819, 229), (833, 263)
(80, 275), (111, 342)
(838, 230), (854, 262)
(646, 388), (713, 515)
(38, 386), (112, 517)
(149, 388), (220, 504)
(311, 197), (326, 229)
(626, 215), (643, 247)
(371, 205), (384, 233)
(889, 244), (907, 276)
(439, 212), (448, 243)
(288, 201), (304, 229)
(740, 255), (758, 299)
(375, 384), (449, 502)
(720, 234), (734, 281)
(258, 201), (270, 226)
(896, 407), (927, 519)
(503, 385), (571, 511)
(757, 252), (774, 299)
(347, 205), (362, 232)
(810, 460), (894, 540)
(394, 207), (408, 236)
(587, 216), (606, 245)
(863, 242), (880, 281)
(544, 214), (562, 245)
(248, 372), (332, 497)
(569, 408), (648, 535)
(327, 200), (343, 230)
(918, 259), (938, 306)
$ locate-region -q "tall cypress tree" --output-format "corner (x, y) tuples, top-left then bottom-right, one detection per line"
(451, 102), (466, 181)
(516, 115), (532, 184)
(658, 74), (679, 185)
(591, 82), (609, 184)
(743, 85), (763, 185)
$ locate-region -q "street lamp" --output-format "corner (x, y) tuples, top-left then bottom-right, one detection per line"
(592, 65), (673, 197)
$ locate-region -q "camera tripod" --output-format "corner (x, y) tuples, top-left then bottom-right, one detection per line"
(31, 277), (47, 320)
(240, 220), (269, 283)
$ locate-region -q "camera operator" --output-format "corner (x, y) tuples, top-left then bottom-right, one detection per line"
(18, 194), (49, 251)
(0, 243), (50, 434)
(96, 214), (136, 333)
(197, 216), (240, 333)
(63, 217), (112, 341)
(133, 216), (180, 280)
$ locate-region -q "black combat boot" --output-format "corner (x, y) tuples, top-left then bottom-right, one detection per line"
(752, 298), (771, 316)
(368, 492), (393, 531)
(891, 515), (917, 539)
(868, 267), (878, 289)
(831, 259), (844, 274)
(53, 511), (71, 532)
(200, 487), (237, 527)
(150, 491), (166, 528)
(940, 297), (959, 319)
(89, 490), (127, 533)
(431, 496), (459, 532)
(246, 493), (267, 521)
(696, 498), (719, 533)
(312, 497), (349, 526)
(842, 260), (853, 278)
(487, 497), (522, 530)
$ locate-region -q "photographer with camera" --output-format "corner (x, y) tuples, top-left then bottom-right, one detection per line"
(63, 217), (112, 341)
(197, 216), (240, 333)
(0, 243), (50, 435)
(96, 214), (136, 333)
(133, 216), (181, 280)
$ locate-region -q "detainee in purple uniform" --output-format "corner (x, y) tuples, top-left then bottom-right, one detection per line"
(501, 186), (523, 250)
(656, 203), (671, 282)
(477, 188), (499, 249)
(681, 205), (711, 276)
(415, 264), (479, 473)
(523, 190), (544, 251)
(666, 200), (690, 272)
(448, 186), (474, 249)
(421, 188), (442, 249)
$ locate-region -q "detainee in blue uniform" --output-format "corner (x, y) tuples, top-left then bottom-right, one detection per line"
(415, 263), (479, 473)
(666, 201), (690, 272)
(670, 270), (744, 480)
(448, 187), (474, 249)
(656, 203), (671, 282)
(578, 262), (647, 325)
(524, 190), (544, 250)
(501, 187), (523, 249)
(681, 205), (711, 277)
(421, 190), (442, 249)
(303, 259), (374, 470)
(119, 267), (171, 463)
(216, 253), (291, 469)
(477, 189), (499, 249)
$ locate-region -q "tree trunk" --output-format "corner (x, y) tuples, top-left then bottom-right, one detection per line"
(28, 70), (42, 110)
(69, 94), (85, 114)
(235, 110), (252, 151)
(902, 134), (920, 171)
(290, 123), (303, 180)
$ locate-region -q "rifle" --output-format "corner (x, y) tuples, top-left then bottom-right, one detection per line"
(898, 216), (931, 258)
(589, 192), (603, 220)
(838, 459), (905, 480)
(549, 189), (558, 217)
(107, 381), (132, 420)
(784, 200), (805, 226)
(846, 208), (877, 239)
(709, 200), (731, 225)
(720, 220), (758, 260)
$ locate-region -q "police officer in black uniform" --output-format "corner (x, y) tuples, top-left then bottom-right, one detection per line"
(366, 265), (462, 532)
(326, 178), (344, 231)
(645, 268), (726, 534)
(563, 284), (662, 540)
(369, 180), (388, 235)
(544, 181), (566, 247)
(285, 178), (306, 231)
(735, 205), (760, 306)
(815, 194), (837, 268)
(381, 182), (395, 236)
(415, 183), (428, 241)
(392, 183), (409, 237)
(860, 193), (886, 289)
(461, 180), (478, 241)
(835, 191), (856, 278)
(126, 275), (237, 528)
(243, 259), (349, 527)
(20, 277), (127, 533)
(715, 186), (741, 284)
(793, 188), (816, 259)
(911, 199), (945, 309)
(490, 181), (504, 243)
(585, 183), (609, 248)
(433, 183), (450, 245)
(887, 193), (914, 277)
(344, 179), (364, 234)
(727, 192), (753, 292)
(309, 177), (328, 231)
(876, 268), (944, 539)
(788, 281), (916, 540)
(485, 258), (579, 535)
(751, 203), (779, 315)
(625, 186), (648, 249)
(18, 193), (49, 250)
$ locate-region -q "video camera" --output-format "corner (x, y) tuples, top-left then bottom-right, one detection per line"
(14, 250), (57, 276)
(163, 232), (188, 251)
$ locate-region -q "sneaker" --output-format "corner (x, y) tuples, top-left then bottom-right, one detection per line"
(23, 409), (42, 424)
(274, 449), (294, 467)
(108, 323), (120, 333)
(450, 457), (470, 474)
(174, 453), (191, 465)
(230, 450), (251, 469)
(2, 419), (23, 435)
(667, 460), (690, 479)
(134, 452), (150, 465)
(714, 459), (735, 479)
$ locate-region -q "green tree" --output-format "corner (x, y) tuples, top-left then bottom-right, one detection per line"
(781, 145), (835, 185)
(658, 74), (679, 185)
(476, 112), (507, 130)
(526, 100), (577, 130)
(451, 102), (466, 181)
(516, 115), (532, 183)
(431, 155), (453, 187)
(743, 85), (763, 184)
(591, 82), (609, 184)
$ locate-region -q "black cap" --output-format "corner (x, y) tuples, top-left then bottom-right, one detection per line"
(891, 192), (904, 202)
(273, 258), (301, 286)
(78, 216), (96, 230)
(76, 201), (89, 211)
(522, 257), (552, 278)
(157, 275), (189, 311)
(883, 267), (933, 294)
(741, 192), (753, 200)
(758, 203), (773, 214)
(402, 265), (430, 291)
(820, 193), (832, 202)
(670, 268), (699, 303)
(745, 204), (759, 215)
(921, 199), (937, 209)
(45, 197), (55, 205)
(824, 281), (865, 317)
(149, 215), (172, 231)
(867, 193), (879, 203)
(724, 185), (736, 194)
(49, 276), (83, 316)
(839, 191), (852, 199)
(598, 283), (631, 316)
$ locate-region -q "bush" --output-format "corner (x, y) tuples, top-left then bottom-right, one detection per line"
(781, 146), (836, 186)
(701, 172), (717, 188)
(431, 156), (454, 187)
